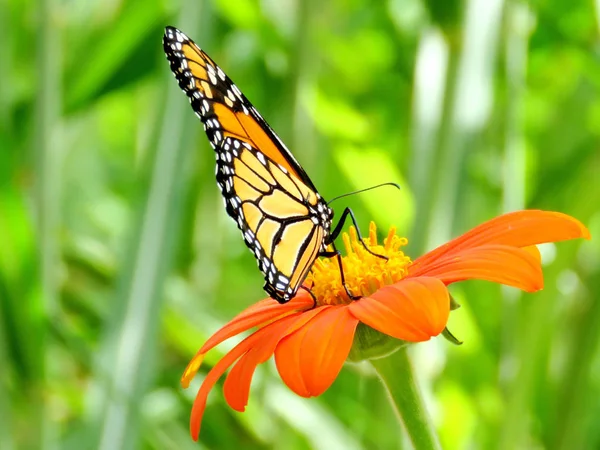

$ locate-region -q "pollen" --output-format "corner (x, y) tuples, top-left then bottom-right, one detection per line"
(308, 222), (412, 306)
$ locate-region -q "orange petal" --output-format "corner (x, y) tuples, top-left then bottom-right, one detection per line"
(199, 292), (314, 355)
(189, 329), (265, 440)
(411, 210), (589, 274)
(348, 277), (450, 342)
(181, 352), (205, 389)
(275, 306), (358, 397)
(223, 306), (327, 411)
(188, 303), (319, 441)
(412, 245), (544, 292)
(522, 245), (541, 264)
(272, 307), (334, 397)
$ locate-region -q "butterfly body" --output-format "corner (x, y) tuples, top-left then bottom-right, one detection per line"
(163, 26), (334, 303)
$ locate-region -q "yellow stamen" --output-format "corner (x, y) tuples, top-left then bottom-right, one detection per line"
(307, 222), (411, 306)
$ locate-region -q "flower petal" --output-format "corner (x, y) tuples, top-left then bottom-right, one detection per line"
(199, 292), (314, 355)
(410, 210), (590, 275)
(522, 245), (541, 264)
(181, 353), (205, 389)
(275, 306), (358, 397)
(348, 277), (450, 342)
(413, 244), (544, 291)
(223, 306), (326, 411)
(189, 326), (272, 440)
(273, 307), (336, 398)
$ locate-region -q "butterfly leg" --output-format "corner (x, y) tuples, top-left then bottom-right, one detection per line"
(299, 285), (318, 309)
(328, 207), (388, 261)
(320, 243), (361, 300)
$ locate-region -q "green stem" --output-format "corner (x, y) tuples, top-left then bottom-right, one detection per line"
(370, 348), (441, 450)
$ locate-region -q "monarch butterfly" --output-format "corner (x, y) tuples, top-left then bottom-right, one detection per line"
(163, 26), (383, 303)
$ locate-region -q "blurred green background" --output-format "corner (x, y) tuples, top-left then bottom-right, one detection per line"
(1, 0), (599, 448)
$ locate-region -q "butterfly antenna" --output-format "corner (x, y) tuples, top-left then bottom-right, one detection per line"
(327, 182), (401, 205)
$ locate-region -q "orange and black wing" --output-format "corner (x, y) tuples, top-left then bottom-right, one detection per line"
(163, 26), (333, 303)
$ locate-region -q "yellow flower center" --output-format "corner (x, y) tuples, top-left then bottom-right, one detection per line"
(307, 222), (412, 306)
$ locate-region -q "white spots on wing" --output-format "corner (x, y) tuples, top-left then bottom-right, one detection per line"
(174, 29), (186, 43)
(214, 130), (223, 143)
(232, 84), (243, 98)
(217, 66), (226, 81)
(206, 65), (218, 85)
(278, 274), (289, 284)
(256, 152), (267, 165)
(244, 229), (255, 243)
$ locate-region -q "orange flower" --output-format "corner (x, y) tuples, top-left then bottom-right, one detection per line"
(182, 210), (590, 440)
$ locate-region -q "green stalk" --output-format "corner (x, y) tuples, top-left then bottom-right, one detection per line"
(408, 30), (458, 256)
(426, 0), (504, 249)
(497, 3), (530, 447)
(289, 0), (317, 173)
(500, 1), (528, 446)
(89, 4), (206, 449)
(35, 0), (61, 447)
(370, 348), (442, 450)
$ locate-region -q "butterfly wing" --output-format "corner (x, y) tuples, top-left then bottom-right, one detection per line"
(163, 26), (333, 303)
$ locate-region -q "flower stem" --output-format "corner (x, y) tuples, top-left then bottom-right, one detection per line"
(371, 348), (441, 450)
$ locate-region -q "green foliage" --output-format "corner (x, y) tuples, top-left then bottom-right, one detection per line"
(1, 0), (598, 448)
